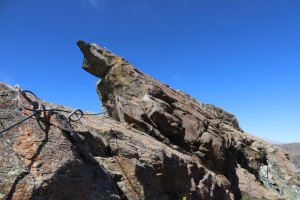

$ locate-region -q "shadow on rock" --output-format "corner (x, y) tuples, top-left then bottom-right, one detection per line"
(30, 159), (120, 200)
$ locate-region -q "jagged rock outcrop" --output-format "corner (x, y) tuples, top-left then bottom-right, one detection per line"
(77, 40), (300, 200)
(0, 40), (299, 200)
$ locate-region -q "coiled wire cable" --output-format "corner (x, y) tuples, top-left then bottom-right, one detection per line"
(0, 86), (126, 135)
(0, 90), (84, 135)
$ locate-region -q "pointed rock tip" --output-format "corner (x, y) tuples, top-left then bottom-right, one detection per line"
(77, 40), (87, 46)
(77, 40), (91, 52)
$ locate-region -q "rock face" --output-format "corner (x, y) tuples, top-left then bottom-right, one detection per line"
(0, 83), (120, 200)
(0, 40), (299, 200)
(77, 40), (300, 200)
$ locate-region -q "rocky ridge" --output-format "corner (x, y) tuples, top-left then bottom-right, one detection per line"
(0, 40), (299, 200)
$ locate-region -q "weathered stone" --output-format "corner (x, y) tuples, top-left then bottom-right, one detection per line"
(0, 83), (120, 200)
(77, 40), (117, 78)
(200, 104), (243, 132)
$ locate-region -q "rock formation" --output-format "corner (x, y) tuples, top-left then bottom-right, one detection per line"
(0, 40), (299, 200)
(77, 40), (300, 199)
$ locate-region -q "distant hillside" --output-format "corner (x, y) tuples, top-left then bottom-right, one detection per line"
(261, 137), (286, 145)
(278, 143), (300, 169)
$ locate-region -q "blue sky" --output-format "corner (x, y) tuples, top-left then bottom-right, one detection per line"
(1, 0), (299, 143)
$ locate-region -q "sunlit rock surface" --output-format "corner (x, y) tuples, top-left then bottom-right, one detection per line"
(0, 41), (299, 199)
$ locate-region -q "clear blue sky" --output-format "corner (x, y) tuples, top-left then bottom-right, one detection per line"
(1, 0), (299, 143)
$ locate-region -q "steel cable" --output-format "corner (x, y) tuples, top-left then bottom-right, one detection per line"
(0, 87), (126, 135)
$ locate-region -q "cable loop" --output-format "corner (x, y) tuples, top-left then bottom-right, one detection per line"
(18, 90), (41, 112)
(1, 86), (127, 135)
(68, 109), (83, 122)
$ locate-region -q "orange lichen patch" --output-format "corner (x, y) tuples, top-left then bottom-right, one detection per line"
(48, 116), (63, 128)
(42, 183), (49, 187)
(8, 181), (34, 200)
(216, 174), (231, 190)
(108, 55), (124, 69)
